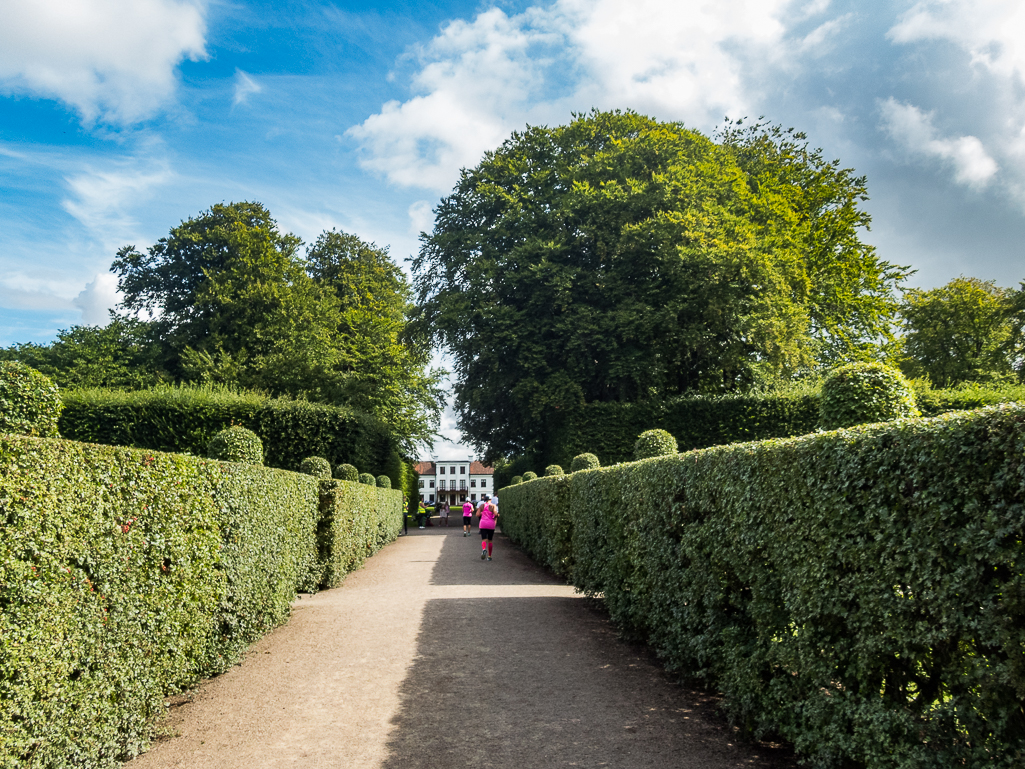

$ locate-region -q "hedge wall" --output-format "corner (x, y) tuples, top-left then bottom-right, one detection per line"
(58, 385), (399, 474)
(500, 404), (1025, 768)
(316, 481), (404, 588)
(0, 435), (402, 767)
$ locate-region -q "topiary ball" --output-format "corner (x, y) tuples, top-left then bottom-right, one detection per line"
(358, 472), (376, 485)
(376, 474), (391, 488)
(545, 464), (564, 476)
(298, 456), (332, 478)
(334, 463), (359, 482)
(0, 361), (62, 438)
(509, 475), (523, 485)
(570, 453), (600, 472)
(820, 362), (920, 430)
(634, 429), (678, 461)
(522, 471), (538, 481)
(207, 426), (263, 465)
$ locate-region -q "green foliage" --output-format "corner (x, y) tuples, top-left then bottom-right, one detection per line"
(633, 428), (677, 460)
(334, 463), (359, 482)
(570, 453), (600, 472)
(501, 404), (1025, 767)
(900, 276), (1016, 387)
(315, 480), (403, 588)
(544, 464), (564, 476)
(820, 362), (919, 429)
(521, 471), (538, 481)
(413, 110), (906, 461)
(298, 456), (332, 478)
(375, 474), (391, 488)
(0, 361), (63, 438)
(205, 425), (264, 465)
(509, 475), (523, 485)
(358, 472), (376, 485)
(58, 384), (397, 474)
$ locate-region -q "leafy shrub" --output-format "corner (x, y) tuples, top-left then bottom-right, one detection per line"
(206, 425), (263, 465)
(521, 471), (538, 481)
(501, 404), (1025, 767)
(298, 456), (332, 478)
(315, 481), (403, 588)
(633, 428), (677, 460)
(570, 452), (600, 472)
(334, 463), (359, 481)
(0, 360), (63, 437)
(509, 475), (523, 485)
(820, 362), (920, 429)
(545, 464), (564, 476)
(375, 474), (391, 488)
(358, 472), (376, 485)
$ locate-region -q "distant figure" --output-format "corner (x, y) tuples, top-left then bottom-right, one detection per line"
(439, 500), (450, 526)
(417, 502), (427, 529)
(462, 500), (474, 536)
(477, 496), (498, 561)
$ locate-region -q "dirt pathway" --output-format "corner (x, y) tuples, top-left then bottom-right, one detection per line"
(128, 525), (795, 768)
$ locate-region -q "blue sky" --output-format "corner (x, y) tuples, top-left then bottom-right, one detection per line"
(2, 0), (1025, 458)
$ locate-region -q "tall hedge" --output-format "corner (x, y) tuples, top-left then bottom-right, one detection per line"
(500, 404), (1025, 768)
(58, 385), (397, 474)
(0, 435), (402, 767)
(316, 481), (404, 588)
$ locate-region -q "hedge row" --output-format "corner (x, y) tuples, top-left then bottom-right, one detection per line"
(500, 404), (1025, 768)
(316, 480), (404, 588)
(58, 385), (398, 475)
(0, 435), (402, 767)
(547, 383), (1025, 467)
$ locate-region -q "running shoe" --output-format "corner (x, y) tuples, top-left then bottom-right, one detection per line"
(487, 556), (492, 561)
(481, 549), (486, 560)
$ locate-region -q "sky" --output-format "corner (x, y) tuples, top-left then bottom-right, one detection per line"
(2, 0), (1025, 460)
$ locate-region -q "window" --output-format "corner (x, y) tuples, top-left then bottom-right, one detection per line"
(429, 494), (435, 502)
(418, 480), (424, 488)
(460, 466), (466, 474)
(459, 481), (466, 490)
(449, 466), (456, 474)
(439, 466), (445, 474)
(460, 494), (466, 502)
(480, 479), (487, 488)
(471, 479), (476, 488)
(439, 480), (446, 490)
(471, 494), (477, 501)
(429, 481), (435, 488)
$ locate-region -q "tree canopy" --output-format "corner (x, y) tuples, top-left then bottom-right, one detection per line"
(412, 110), (908, 461)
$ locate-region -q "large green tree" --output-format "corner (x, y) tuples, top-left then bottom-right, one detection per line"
(899, 276), (1016, 387)
(412, 110), (907, 460)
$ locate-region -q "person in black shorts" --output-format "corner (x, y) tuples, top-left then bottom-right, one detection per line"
(461, 499), (474, 536)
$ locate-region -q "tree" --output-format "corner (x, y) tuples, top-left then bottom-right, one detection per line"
(412, 110), (906, 461)
(899, 276), (1015, 387)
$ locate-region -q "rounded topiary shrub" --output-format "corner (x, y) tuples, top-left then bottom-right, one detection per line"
(509, 475), (523, 485)
(298, 456), (332, 478)
(358, 472), (376, 485)
(634, 429), (678, 461)
(545, 464), (564, 476)
(819, 362), (921, 430)
(376, 474), (391, 488)
(334, 463), (359, 482)
(207, 426), (263, 465)
(522, 471), (538, 481)
(0, 361), (62, 438)
(570, 453), (600, 472)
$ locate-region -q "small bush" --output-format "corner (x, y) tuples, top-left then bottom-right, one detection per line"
(509, 475), (523, 485)
(206, 426), (264, 465)
(0, 361), (63, 437)
(375, 474), (391, 488)
(633, 428), (677, 460)
(298, 456), (332, 478)
(358, 472), (376, 485)
(570, 453), (600, 472)
(522, 471), (538, 481)
(334, 463), (359, 481)
(820, 362), (920, 429)
(545, 464), (565, 476)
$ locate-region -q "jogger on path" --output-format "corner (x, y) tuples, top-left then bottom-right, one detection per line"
(462, 500), (474, 536)
(477, 496), (498, 560)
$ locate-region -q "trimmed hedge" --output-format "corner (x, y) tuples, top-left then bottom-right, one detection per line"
(544, 464), (564, 476)
(298, 456), (332, 478)
(316, 480), (403, 588)
(820, 362), (919, 429)
(0, 361), (62, 438)
(500, 404), (1025, 767)
(633, 428), (677, 460)
(206, 425), (263, 465)
(0, 435), (402, 767)
(358, 472), (376, 486)
(58, 385), (397, 474)
(375, 474), (391, 488)
(521, 471), (538, 481)
(334, 463), (358, 482)
(570, 453), (600, 472)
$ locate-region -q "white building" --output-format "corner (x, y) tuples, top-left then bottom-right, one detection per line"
(414, 459), (495, 505)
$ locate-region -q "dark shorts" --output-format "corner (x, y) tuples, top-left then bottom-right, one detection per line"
(480, 528), (494, 541)
(463, 515), (472, 525)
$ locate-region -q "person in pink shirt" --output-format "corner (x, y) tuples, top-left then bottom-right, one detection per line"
(477, 495), (498, 560)
(461, 500), (474, 536)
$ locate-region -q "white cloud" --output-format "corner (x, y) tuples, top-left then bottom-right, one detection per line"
(233, 69), (262, 106)
(348, 0), (794, 191)
(0, 0), (207, 124)
(880, 97), (998, 188)
(889, 0), (1025, 82)
(73, 273), (120, 325)
(408, 200), (435, 236)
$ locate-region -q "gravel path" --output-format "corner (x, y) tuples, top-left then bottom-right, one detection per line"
(127, 524), (795, 768)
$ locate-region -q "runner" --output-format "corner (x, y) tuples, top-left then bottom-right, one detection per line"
(477, 496), (498, 561)
(439, 499), (450, 527)
(461, 499), (474, 536)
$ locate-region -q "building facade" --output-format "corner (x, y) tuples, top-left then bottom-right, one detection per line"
(414, 459), (495, 505)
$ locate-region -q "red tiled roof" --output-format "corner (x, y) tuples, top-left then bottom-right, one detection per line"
(413, 460), (494, 475)
(414, 461), (435, 475)
(470, 461), (493, 475)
